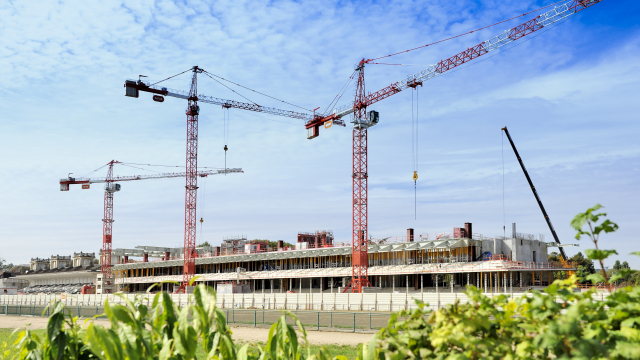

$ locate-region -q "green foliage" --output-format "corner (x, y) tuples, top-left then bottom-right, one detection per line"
(266, 240), (294, 249)
(197, 241), (212, 247)
(570, 252), (596, 284)
(359, 277), (640, 360)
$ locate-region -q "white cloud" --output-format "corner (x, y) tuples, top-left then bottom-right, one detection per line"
(0, 0), (638, 268)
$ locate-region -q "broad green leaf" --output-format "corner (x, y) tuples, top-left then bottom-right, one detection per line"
(47, 311), (64, 342)
(586, 273), (606, 285)
(237, 344), (249, 360)
(585, 248), (617, 261)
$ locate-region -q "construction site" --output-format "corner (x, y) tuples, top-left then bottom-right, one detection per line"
(8, 0), (609, 300)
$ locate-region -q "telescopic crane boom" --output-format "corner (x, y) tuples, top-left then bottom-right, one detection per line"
(500, 127), (570, 261)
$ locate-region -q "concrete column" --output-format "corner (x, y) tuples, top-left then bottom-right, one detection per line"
(262, 280), (264, 294)
(510, 272), (513, 294)
(299, 278), (302, 293)
(504, 272), (507, 293)
(271, 280), (273, 294)
(519, 271), (522, 287)
(280, 279), (283, 293)
(421, 275), (423, 293)
(436, 275), (438, 294)
(467, 272), (470, 287)
(406, 275), (409, 294)
(331, 278), (333, 293)
(450, 274), (453, 293)
(484, 273), (487, 293)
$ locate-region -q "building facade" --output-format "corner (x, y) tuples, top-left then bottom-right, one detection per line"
(111, 226), (574, 294)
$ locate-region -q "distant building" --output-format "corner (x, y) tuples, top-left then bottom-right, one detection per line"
(30, 258), (50, 271)
(0, 272), (28, 294)
(50, 255), (72, 269)
(73, 252), (95, 267)
(16, 252), (98, 294)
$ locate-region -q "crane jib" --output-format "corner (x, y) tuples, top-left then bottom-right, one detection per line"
(320, 0), (605, 129)
(124, 80), (313, 121)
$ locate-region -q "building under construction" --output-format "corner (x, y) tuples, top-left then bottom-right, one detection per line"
(110, 224), (575, 294)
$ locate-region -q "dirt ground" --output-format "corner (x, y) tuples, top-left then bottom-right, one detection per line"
(229, 326), (374, 346)
(0, 315), (111, 330)
(0, 315), (373, 346)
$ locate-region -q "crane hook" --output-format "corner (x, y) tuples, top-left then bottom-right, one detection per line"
(200, 217), (203, 224)
(412, 171), (418, 182)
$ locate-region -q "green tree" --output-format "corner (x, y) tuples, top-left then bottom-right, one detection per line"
(614, 260), (622, 270)
(197, 241), (212, 247)
(569, 252), (595, 284)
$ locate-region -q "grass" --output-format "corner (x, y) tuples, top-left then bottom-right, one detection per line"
(0, 328), (359, 360)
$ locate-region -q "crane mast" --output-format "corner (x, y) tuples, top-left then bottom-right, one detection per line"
(182, 67), (202, 291)
(102, 160), (119, 278)
(344, 61), (373, 293)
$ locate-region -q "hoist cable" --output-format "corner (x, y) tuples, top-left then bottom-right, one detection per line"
(149, 68), (193, 87)
(120, 162), (224, 169)
(502, 131), (506, 239)
(202, 72), (258, 105)
(322, 70), (357, 116)
(369, 0), (565, 62)
(119, 163), (163, 174)
(203, 70), (312, 112)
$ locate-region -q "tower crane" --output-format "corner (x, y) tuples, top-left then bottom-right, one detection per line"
(124, 69), (315, 292)
(60, 160), (242, 288)
(302, 0), (604, 293)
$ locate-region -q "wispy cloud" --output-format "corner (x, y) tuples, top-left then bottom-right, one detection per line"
(0, 0), (638, 267)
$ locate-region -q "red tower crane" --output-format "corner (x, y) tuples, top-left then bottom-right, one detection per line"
(60, 160), (242, 288)
(124, 68), (315, 292)
(303, 0), (605, 293)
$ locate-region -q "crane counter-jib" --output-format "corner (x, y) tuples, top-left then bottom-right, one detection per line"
(59, 168), (243, 191)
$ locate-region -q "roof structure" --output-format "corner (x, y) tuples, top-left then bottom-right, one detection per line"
(113, 238), (481, 270)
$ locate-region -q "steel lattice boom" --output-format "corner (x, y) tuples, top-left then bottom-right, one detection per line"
(124, 82), (313, 121)
(305, 0), (605, 135)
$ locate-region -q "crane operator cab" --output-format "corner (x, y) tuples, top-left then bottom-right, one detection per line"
(105, 183), (121, 193)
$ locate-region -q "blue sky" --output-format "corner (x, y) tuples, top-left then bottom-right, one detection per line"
(1, 0), (638, 268)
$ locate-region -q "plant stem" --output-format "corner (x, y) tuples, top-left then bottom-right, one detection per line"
(588, 221), (611, 293)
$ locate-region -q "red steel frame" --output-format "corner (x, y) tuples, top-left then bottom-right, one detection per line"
(344, 62), (372, 293)
(101, 160), (119, 280)
(182, 67), (201, 290)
